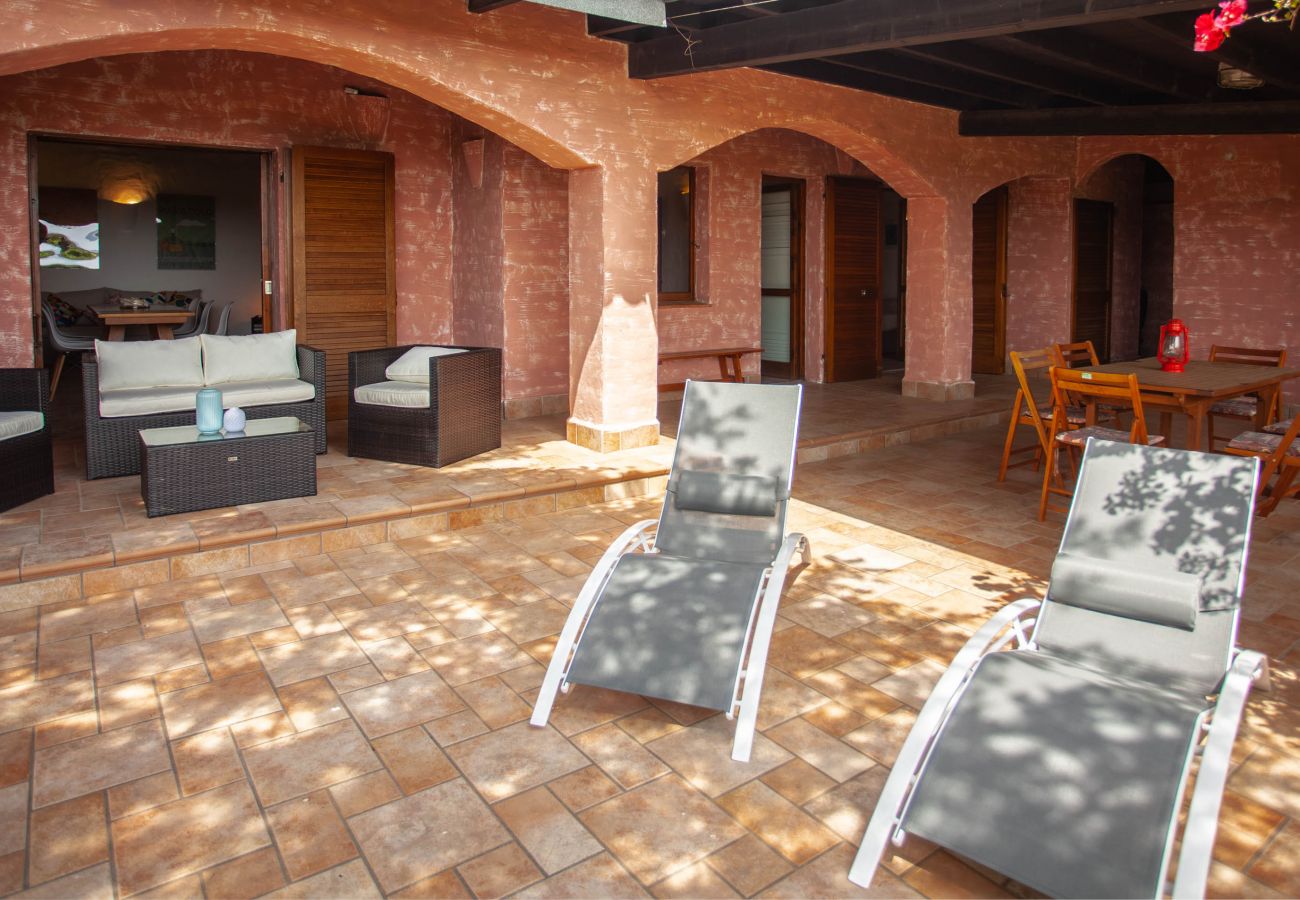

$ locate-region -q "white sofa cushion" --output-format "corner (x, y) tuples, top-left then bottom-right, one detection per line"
(219, 379), (316, 408)
(95, 337), (205, 392)
(99, 379), (314, 418)
(354, 381), (431, 408)
(202, 330), (299, 384)
(385, 346), (467, 384)
(0, 411), (44, 440)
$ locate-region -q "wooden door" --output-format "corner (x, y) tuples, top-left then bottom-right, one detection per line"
(291, 146), (396, 420)
(1073, 199), (1113, 362)
(825, 177), (882, 382)
(760, 181), (803, 380)
(971, 186), (1008, 375)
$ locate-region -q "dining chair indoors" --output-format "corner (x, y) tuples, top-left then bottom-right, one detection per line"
(1039, 367), (1166, 520)
(207, 299), (234, 335)
(1206, 345), (1286, 451)
(40, 302), (95, 402)
(998, 347), (1084, 482)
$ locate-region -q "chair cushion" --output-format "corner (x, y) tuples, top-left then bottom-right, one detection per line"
(1264, 418), (1293, 436)
(353, 381), (431, 408)
(1048, 553), (1200, 631)
(95, 337), (205, 391)
(675, 471), (779, 517)
(98, 385), (205, 418)
(1054, 425), (1163, 447)
(1227, 431), (1300, 457)
(1035, 404), (1087, 426)
(44, 295), (84, 327)
(0, 411), (44, 440)
(385, 346), (467, 384)
(151, 289), (202, 308)
(218, 379), (316, 408)
(1210, 396), (1257, 417)
(202, 331), (299, 384)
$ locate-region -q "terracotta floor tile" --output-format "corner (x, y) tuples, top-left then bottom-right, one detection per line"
(328, 663), (386, 694)
(266, 570), (359, 610)
(159, 670), (282, 739)
(484, 599), (569, 645)
(360, 635), (431, 680)
(242, 719), (383, 806)
(759, 842), (921, 898)
(262, 858), (382, 899)
(645, 715), (791, 796)
(266, 791), (358, 881)
(286, 604), (346, 640)
(447, 721), (587, 802)
(424, 708), (490, 746)
(842, 707), (918, 767)
(249, 625), (303, 650)
(572, 722), (671, 790)
(804, 669), (902, 722)
(453, 674), (532, 729)
(171, 728), (244, 796)
(0, 782), (27, 855)
(1229, 745), (1300, 819)
(617, 707), (686, 744)
(371, 726), (458, 795)
(901, 849), (1012, 899)
(341, 669), (465, 739)
(201, 635), (262, 681)
(457, 842), (543, 898)
(278, 677), (349, 732)
(802, 767), (890, 843)
(704, 835), (793, 896)
(0, 849), (21, 895)
(767, 625), (857, 680)
(107, 771), (180, 820)
(493, 786), (604, 875)
(10, 861), (115, 899)
(760, 758), (837, 805)
(27, 792), (109, 886)
(548, 765), (623, 812)
(229, 711), (296, 749)
(0, 729), (31, 788)
(111, 780), (272, 896)
(765, 717), (875, 783)
(258, 632), (371, 687)
(1206, 860), (1288, 900)
(348, 779), (510, 893)
(1249, 819), (1300, 896)
(421, 631), (532, 686)
(31, 718), (170, 808)
(335, 598), (442, 643)
(0, 631), (37, 673)
(651, 860), (742, 899)
(753, 669), (832, 732)
(513, 852), (649, 899)
(716, 780), (838, 866)
(94, 630), (203, 687)
(389, 868), (472, 899)
(200, 847), (286, 900)
(1213, 789), (1286, 869)
(36, 636), (91, 680)
(547, 684), (649, 737)
(0, 671), (95, 733)
(579, 775), (746, 885)
(38, 596), (137, 645)
(187, 597), (289, 644)
(782, 595), (877, 638)
(328, 769), (402, 818)
(871, 660), (949, 710)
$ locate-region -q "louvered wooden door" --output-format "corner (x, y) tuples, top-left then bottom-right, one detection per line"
(291, 146), (396, 420)
(971, 186), (1008, 375)
(1073, 199), (1113, 363)
(825, 177), (882, 382)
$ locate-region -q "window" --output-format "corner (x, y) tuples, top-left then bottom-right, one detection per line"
(657, 166), (695, 303)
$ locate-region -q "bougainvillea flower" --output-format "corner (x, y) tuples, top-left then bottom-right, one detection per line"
(1194, 11), (1228, 50)
(1217, 0), (1248, 27)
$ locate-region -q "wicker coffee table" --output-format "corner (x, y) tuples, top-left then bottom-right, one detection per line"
(139, 416), (316, 517)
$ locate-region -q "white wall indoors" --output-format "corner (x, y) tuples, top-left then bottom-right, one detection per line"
(37, 140), (263, 334)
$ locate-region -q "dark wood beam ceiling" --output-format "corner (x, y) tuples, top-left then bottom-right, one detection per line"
(895, 43), (1116, 106)
(468, 0), (522, 11)
(991, 32), (1208, 101)
(960, 100), (1300, 135)
(1130, 17), (1300, 93)
(627, 0), (1210, 78)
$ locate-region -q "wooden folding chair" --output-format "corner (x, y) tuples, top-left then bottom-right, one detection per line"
(1206, 345), (1287, 451)
(1225, 412), (1300, 517)
(1039, 367), (1166, 520)
(1052, 339), (1101, 369)
(998, 348), (1081, 481)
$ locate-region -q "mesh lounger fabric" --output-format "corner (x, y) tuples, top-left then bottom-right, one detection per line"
(564, 553), (767, 710)
(903, 651), (1205, 899)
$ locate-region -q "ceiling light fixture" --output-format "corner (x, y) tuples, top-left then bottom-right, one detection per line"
(1217, 62), (1265, 89)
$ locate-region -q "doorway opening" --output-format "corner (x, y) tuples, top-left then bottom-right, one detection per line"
(760, 177), (804, 380)
(971, 185), (1009, 375)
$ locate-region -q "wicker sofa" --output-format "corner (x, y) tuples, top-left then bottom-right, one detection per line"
(83, 332), (326, 480)
(0, 369), (54, 512)
(348, 344), (501, 468)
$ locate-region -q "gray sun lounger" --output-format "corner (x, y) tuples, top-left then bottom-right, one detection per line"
(849, 438), (1269, 899)
(530, 379), (810, 761)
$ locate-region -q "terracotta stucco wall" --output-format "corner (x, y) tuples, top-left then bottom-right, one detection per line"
(1006, 177), (1074, 357)
(451, 126), (506, 352)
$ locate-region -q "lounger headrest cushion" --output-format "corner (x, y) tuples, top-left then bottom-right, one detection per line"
(674, 471), (779, 518)
(1048, 553), (1200, 631)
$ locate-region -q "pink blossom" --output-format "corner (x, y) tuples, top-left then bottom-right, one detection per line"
(1194, 11), (1228, 50)
(1217, 0), (1248, 27)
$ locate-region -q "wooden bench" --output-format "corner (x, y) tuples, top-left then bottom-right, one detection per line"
(658, 347), (762, 392)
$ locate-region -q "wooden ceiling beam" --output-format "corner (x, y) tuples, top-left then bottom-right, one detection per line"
(764, 59), (981, 109)
(994, 32), (1209, 101)
(1129, 17), (1300, 93)
(898, 43), (1117, 106)
(468, 0), (522, 12)
(959, 100), (1300, 135)
(832, 50), (1052, 108)
(629, 0), (1209, 78)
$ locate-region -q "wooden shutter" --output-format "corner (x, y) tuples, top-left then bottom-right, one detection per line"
(825, 177), (882, 382)
(291, 146), (396, 420)
(971, 186), (1008, 375)
(1073, 199), (1113, 362)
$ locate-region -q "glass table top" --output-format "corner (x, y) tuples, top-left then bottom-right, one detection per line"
(139, 416), (308, 447)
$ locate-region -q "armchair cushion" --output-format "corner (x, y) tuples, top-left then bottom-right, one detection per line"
(98, 386), (201, 418)
(0, 411), (44, 441)
(95, 337), (204, 391)
(353, 381), (430, 408)
(219, 379), (316, 408)
(385, 346), (467, 384)
(201, 331), (300, 384)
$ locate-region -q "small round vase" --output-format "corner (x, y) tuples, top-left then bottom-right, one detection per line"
(223, 407), (247, 433)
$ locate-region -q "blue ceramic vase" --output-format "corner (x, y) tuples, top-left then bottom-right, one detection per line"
(195, 388), (224, 435)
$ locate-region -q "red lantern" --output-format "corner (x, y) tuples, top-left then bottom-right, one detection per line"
(1158, 318), (1190, 373)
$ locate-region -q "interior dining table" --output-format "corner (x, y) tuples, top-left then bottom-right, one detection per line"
(89, 303), (194, 341)
(1080, 356), (1300, 451)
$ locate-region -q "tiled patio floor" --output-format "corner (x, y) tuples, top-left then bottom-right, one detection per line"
(1, 421), (1296, 898)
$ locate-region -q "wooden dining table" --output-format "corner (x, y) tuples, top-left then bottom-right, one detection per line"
(1080, 357), (1300, 451)
(89, 303), (194, 341)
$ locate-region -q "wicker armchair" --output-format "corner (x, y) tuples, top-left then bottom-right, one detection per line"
(83, 345), (326, 480)
(348, 345), (502, 468)
(0, 368), (54, 512)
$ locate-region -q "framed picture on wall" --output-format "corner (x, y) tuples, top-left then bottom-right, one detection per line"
(38, 187), (100, 269)
(157, 194), (215, 269)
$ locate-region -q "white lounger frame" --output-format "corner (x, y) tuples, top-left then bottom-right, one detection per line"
(846, 597), (1269, 899)
(529, 519), (811, 763)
